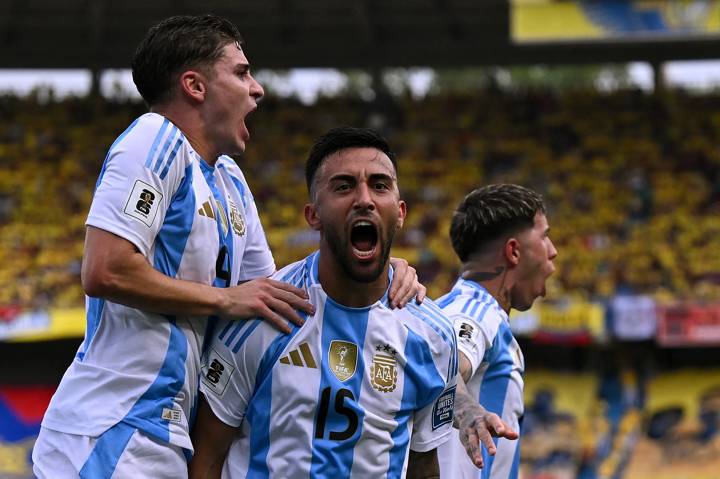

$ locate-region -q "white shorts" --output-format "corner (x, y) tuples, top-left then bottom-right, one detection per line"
(32, 423), (188, 479)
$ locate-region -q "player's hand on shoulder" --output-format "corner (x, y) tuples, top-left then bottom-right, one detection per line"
(388, 257), (426, 308)
(219, 278), (314, 334)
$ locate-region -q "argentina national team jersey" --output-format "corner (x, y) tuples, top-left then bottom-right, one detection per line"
(200, 251), (458, 478)
(41, 113), (275, 451)
(436, 278), (524, 479)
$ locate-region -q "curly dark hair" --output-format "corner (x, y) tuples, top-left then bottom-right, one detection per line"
(450, 184), (546, 262)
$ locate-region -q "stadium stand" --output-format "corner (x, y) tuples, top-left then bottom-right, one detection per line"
(3, 88), (720, 478)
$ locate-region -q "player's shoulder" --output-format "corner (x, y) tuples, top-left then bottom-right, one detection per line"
(109, 113), (193, 172)
(211, 316), (285, 360)
(401, 299), (455, 346)
(216, 155), (243, 176)
(270, 256), (310, 289)
(440, 282), (503, 324)
(117, 113), (182, 150)
(216, 156), (255, 199)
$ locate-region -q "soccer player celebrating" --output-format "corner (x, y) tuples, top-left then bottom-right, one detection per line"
(190, 127), (460, 478)
(437, 184), (558, 479)
(32, 16), (422, 478)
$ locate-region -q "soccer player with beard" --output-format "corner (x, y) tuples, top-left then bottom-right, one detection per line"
(190, 127), (462, 478)
(32, 16), (423, 479)
(437, 184), (558, 479)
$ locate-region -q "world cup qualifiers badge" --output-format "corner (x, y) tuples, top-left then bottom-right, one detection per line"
(370, 344), (398, 393)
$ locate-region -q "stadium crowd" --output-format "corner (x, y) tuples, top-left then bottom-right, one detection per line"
(2, 86), (720, 478)
(3, 88), (720, 310)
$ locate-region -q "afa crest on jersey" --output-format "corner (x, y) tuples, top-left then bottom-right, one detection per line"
(370, 344), (398, 392)
(329, 340), (357, 381)
(228, 199), (246, 236)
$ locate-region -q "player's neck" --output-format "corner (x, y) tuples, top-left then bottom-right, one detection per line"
(317, 250), (389, 308)
(152, 106), (218, 166)
(461, 261), (512, 313)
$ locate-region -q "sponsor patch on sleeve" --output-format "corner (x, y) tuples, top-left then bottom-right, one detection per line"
(201, 349), (235, 397)
(123, 180), (163, 227)
(432, 385), (456, 430)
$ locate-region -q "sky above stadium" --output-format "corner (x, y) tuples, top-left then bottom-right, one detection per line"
(2, 62), (720, 103)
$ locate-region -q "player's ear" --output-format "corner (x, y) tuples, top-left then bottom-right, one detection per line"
(396, 200), (407, 230)
(179, 70), (206, 103)
(304, 203), (322, 231)
(504, 237), (520, 267)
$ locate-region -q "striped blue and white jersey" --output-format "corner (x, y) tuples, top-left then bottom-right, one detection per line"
(200, 251), (458, 478)
(41, 113), (275, 452)
(436, 278), (524, 479)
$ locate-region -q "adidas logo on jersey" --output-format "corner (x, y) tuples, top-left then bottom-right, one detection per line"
(279, 342), (317, 369)
(198, 199), (215, 219)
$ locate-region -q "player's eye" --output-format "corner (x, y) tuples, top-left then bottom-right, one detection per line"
(373, 181), (390, 191)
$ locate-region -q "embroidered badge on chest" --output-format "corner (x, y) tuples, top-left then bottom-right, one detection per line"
(370, 344), (398, 393)
(328, 340), (358, 382)
(228, 199), (246, 236)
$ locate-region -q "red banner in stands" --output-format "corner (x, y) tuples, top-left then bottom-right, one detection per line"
(657, 304), (720, 347)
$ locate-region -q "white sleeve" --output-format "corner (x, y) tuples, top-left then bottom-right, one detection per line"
(452, 312), (494, 379)
(408, 307), (459, 452)
(237, 192), (275, 281)
(199, 319), (266, 427)
(86, 125), (189, 256)
(410, 374), (458, 452)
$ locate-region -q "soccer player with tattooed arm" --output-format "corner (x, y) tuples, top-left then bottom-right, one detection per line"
(189, 128), (517, 479)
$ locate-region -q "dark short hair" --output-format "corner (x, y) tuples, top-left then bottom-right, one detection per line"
(132, 14), (243, 107)
(450, 184), (546, 262)
(305, 127), (397, 196)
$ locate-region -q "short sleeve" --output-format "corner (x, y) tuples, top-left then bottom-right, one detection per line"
(200, 319), (265, 427)
(86, 116), (190, 256)
(410, 374), (458, 452)
(451, 312), (494, 379)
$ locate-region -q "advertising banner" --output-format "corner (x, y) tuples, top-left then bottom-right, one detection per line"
(512, 0), (720, 43)
(0, 308), (84, 342)
(610, 294), (657, 340)
(658, 304), (720, 346)
(511, 300), (605, 345)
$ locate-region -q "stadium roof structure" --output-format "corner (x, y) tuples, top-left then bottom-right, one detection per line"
(3, 0), (720, 70)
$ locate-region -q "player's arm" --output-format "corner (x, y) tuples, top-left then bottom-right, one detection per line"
(388, 257), (426, 308)
(188, 395), (235, 479)
(453, 373), (518, 469)
(406, 449), (440, 479)
(82, 226), (312, 332)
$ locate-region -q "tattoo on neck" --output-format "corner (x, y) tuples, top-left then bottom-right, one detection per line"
(462, 266), (505, 283)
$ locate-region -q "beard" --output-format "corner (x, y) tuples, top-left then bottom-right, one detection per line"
(325, 223), (396, 284)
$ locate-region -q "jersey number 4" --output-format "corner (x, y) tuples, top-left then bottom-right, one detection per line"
(314, 387), (359, 441)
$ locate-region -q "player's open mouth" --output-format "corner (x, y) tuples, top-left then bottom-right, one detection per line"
(351, 220), (378, 259)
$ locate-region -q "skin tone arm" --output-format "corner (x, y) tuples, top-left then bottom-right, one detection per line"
(82, 227), (313, 333)
(188, 396), (236, 479)
(83, 229), (424, 332)
(406, 449), (439, 479)
(454, 353), (520, 468)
